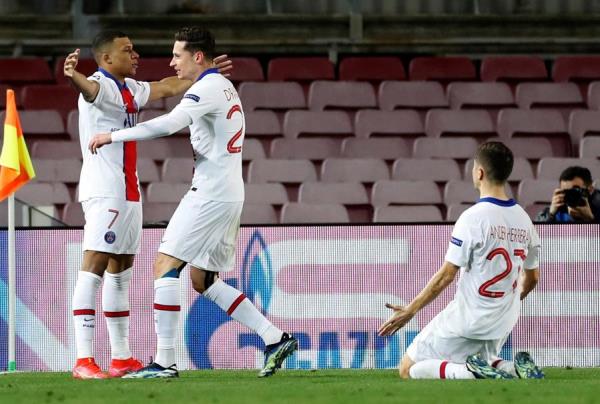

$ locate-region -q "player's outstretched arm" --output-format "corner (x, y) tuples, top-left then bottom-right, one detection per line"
(64, 49), (99, 103)
(520, 268), (539, 301)
(378, 261), (459, 336)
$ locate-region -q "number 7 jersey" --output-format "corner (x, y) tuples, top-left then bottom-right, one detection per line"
(441, 197), (541, 340)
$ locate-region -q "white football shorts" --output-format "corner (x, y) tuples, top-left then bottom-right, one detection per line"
(82, 197), (142, 255)
(406, 313), (509, 364)
(159, 190), (243, 272)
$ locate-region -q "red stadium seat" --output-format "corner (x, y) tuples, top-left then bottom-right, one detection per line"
(371, 180), (442, 207)
(412, 137), (479, 160)
(31, 140), (81, 158)
(62, 202), (85, 226)
(247, 159), (317, 184)
(425, 110), (495, 138)
(0, 110), (66, 139)
(341, 138), (410, 160)
(586, 81), (600, 109)
(134, 58), (174, 81)
(321, 158), (389, 183)
(307, 81), (377, 111)
(568, 110), (600, 146)
(245, 183), (288, 205)
(238, 82), (306, 111)
(0, 58), (53, 85)
(298, 182), (369, 205)
(66, 110), (79, 140)
(268, 57), (335, 81)
(137, 138), (192, 161)
(242, 138), (266, 161)
(54, 57), (97, 84)
(485, 137), (554, 160)
(373, 205), (443, 222)
(378, 81), (447, 111)
(270, 138), (341, 160)
(16, 182), (70, 205)
(536, 157), (600, 180)
(354, 110), (424, 139)
(516, 83), (584, 109)
(143, 202), (179, 224)
(579, 137), (600, 158)
(31, 159), (81, 184)
(408, 57), (476, 82)
(553, 56), (600, 83)
(137, 158), (160, 183)
(392, 158), (461, 182)
(517, 179), (557, 207)
(21, 84), (79, 120)
(480, 56), (547, 83)
(241, 203), (278, 224)
(446, 203), (474, 221)
(444, 180), (480, 205)
(339, 57), (405, 82)
(447, 82), (515, 110)
(161, 158), (194, 183)
(283, 110), (352, 138)
(227, 57), (264, 82)
(146, 182), (190, 203)
(0, 84), (21, 108)
(280, 203), (349, 223)
(245, 110), (282, 138)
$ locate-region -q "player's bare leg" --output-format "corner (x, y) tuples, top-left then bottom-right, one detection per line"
(399, 354), (415, 379)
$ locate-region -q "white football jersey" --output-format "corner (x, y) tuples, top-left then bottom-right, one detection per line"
(440, 197), (541, 340)
(78, 68), (150, 202)
(170, 68), (244, 202)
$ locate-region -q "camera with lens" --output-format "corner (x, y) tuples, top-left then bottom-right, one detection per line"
(562, 187), (589, 208)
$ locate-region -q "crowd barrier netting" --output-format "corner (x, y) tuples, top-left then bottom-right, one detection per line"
(0, 224), (599, 371)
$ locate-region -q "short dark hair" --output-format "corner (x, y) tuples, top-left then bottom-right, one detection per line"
(174, 26), (215, 60)
(559, 166), (593, 186)
(92, 30), (128, 54)
(474, 141), (514, 184)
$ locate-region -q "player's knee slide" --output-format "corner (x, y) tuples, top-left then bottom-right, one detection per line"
(160, 263), (186, 279)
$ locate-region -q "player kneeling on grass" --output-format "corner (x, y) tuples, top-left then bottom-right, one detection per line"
(378, 142), (544, 380)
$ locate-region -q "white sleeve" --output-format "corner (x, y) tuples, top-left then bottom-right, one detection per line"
(126, 78), (151, 109)
(175, 89), (217, 123)
(88, 73), (106, 105)
(444, 213), (483, 268)
(111, 108), (192, 143)
(524, 224), (541, 270)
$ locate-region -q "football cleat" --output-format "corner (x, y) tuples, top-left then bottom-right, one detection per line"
(514, 352), (545, 379)
(466, 354), (515, 379)
(121, 362), (179, 379)
(72, 357), (108, 380)
(108, 357), (144, 378)
(258, 333), (298, 378)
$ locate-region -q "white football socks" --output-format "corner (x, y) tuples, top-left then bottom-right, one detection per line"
(492, 359), (517, 377)
(72, 271), (102, 359)
(203, 279), (283, 346)
(153, 277), (181, 368)
(102, 268), (133, 360)
(409, 360), (476, 379)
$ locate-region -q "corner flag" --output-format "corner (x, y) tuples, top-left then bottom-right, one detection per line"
(0, 89), (35, 201)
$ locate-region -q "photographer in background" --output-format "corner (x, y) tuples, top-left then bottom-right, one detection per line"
(536, 166), (600, 223)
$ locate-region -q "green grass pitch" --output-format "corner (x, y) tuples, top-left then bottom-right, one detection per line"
(1, 368), (598, 404)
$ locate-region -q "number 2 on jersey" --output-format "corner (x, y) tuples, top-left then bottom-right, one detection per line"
(226, 104), (243, 154)
(479, 248), (526, 298)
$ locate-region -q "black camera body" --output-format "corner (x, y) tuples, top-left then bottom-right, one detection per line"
(563, 187), (589, 208)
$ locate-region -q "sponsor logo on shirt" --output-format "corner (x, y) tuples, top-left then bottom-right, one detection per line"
(450, 236), (463, 247)
(104, 231), (116, 244)
(184, 94), (201, 102)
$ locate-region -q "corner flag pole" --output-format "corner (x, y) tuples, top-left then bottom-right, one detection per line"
(7, 193), (16, 372)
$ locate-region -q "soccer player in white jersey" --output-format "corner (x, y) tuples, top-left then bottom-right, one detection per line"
(88, 26), (297, 379)
(64, 30), (232, 379)
(378, 142), (544, 380)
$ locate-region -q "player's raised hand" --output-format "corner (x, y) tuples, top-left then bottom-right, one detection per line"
(88, 133), (113, 154)
(214, 54), (233, 77)
(377, 303), (415, 337)
(64, 49), (80, 78)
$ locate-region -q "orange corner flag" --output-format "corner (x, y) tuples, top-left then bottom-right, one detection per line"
(0, 89), (35, 201)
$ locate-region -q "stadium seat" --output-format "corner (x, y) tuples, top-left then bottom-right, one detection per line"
(517, 179), (557, 207)
(31, 159), (81, 184)
(447, 82), (515, 110)
(552, 56), (600, 83)
(21, 84), (79, 120)
(425, 110), (495, 138)
(378, 81), (447, 111)
(0, 110), (66, 139)
(536, 157), (600, 180)
(54, 57), (97, 85)
(16, 182), (70, 205)
(586, 81), (600, 109)
(568, 110), (600, 146)
(143, 202), (179, 224)
(245, 183), (288, 204)
(496, 108), (570, 156)
(165, 94), (182, 111)
(321, 158), (389, 183)
(446, 203), (474, 221)
(0, 84), (21, 108)
(242, 138), (266, 161)
(31, 140), (81, 158)
(341, 138), (410, 160)
(280, 202), (349, 223)
(267, 57), (335, 81)
(0, 58), (53, 85)
(371, 180), (442, 207)
(247, 159), (317, 183)
(515, 83), (584, 115)
(245, 110), (282, 138)
(307, 81), (377, 111)
(579, 137), (600, 158)
(161, 158), (194, 182)
(298, 182), (369, 205)
(464, 158), (533, 182)
(270, 138), (341, 160)
(227, 57), (264, 82)
(354, 109), (424, 139)
(134, 57), (173, 81)
(412, 137), (479, 159)
(62, 202), (84, 226)
(338, 56), (406, 82)
(283, 110), (353, 138)
(66, 110), (79, 140)
(408, 57), (476, 82)
(373, 205), (443, 222)
(238, 82), (306, 111)
(484, 137), (554, 160)
(146, 182), (190, 203)
(241, 203), (278, 224)
(137, 138), (192, 160)
(137, 158), (160, 183)
(444, 180), (480, 205)
(480, 56), (548, 83)
(392, 158), (461, 182)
